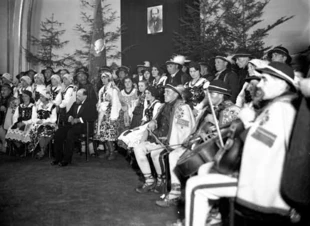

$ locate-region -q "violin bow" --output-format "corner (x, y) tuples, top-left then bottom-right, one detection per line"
(205, 88), (225, 148)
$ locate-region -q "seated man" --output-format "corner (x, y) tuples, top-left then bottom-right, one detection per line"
(184, 62), (298, 226)
(52, 88), (97, 166)
(156, 80), (240, 208)
(134, 84), (195, 194)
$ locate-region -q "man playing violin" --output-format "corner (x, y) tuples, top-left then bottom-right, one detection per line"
(156, 80), (240, 208)
(184, 62), (298, 226)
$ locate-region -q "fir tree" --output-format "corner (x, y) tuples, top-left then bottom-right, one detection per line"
(25, 14), (74, 68)
(74, 0), (122, 66)
(174, 0), (293, 61)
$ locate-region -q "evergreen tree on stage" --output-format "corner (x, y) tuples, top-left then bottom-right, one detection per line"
(174, 0), (293, 61)
(25, 14), (74, 68)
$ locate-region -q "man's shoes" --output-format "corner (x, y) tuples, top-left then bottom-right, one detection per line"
(50, 160), (59, 166)
(155, 196), (180, 208)
(58, 161), (69, 167)
(135, 182), (156, 193)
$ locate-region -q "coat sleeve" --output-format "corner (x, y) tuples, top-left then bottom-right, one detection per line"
(110, 88), (121, 121)
(226, 71), (240, 103)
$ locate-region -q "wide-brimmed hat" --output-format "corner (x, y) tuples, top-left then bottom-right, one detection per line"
(165, 84), (184, 97)
(256, 62), (296, 89)
(137, 61), (151, 68)
(166, 55), (186, 66)
(232, 48), (252, 60)
(208, 80), (232, 96)
(214, 55), (231, 64)
(267, 46), (292, 64)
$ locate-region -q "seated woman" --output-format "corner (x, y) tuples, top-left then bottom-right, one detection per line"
(118, 86), (162, 149)
(141, 68), (153, 86)
(14, 76), (32, 103)
(94, 70), (121, 160)
(5, 90), (37, 156)
(48, 74), (62, 106)
(32, 73), (46, 104)
(29, 89), (57, 159)
(130, 80), (148, 129)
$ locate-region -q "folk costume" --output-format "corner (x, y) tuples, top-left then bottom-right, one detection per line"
(184, 62), (297, 226)
(134, 84), (195, 194)
(28, 101), (57, 152)
(6, 102), (37, 144)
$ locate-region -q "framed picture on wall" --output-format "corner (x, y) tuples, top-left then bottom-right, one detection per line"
(147, 5), (163, 34)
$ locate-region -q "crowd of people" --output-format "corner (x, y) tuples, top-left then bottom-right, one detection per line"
(0, 45), (309, 225)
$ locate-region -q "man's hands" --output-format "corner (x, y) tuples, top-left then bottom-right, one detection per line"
(68, 116), (81, 125)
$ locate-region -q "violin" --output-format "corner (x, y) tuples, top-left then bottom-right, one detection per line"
(175, 119), (244, 179)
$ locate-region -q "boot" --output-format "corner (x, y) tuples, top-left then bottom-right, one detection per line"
(107, 141), (117, 161)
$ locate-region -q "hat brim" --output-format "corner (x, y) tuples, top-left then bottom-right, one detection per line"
(214, 56), (231, 64)
(245, 75), (261, 82)
(232, 54), (252, 60)
(256, 67), (295, 89)
(164, 84), (183, 97)
(267, 49), (292, 63)
(208, 85), (232, 96)
(165, 61), (181, 66)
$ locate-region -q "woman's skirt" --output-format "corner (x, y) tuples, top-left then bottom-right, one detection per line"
(28, 123), (57, 152)
(6, 123), (33, 144)
(94, 112), (119, 142)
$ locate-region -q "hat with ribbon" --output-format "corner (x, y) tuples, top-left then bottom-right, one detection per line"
(214, 55), (231, 64)
(208, 80), (232, 96)
(267, 46), (292, 64)
(166, 55), (186, 66)
(255, 61), (296, 89)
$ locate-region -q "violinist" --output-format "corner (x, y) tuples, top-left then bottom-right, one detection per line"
(183, 62), (298, 226)
(156, 80), (240, 208)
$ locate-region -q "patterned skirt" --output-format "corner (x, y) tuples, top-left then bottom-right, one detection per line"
(28, 123), (57, 152)
(6, 123), (33, 143)
(94, 111), (119, 142)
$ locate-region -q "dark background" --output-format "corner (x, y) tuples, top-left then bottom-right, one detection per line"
(121, 0), (194, 73)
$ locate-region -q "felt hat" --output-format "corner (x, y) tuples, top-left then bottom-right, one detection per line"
(267, 46), (292, 64)
(165, 84), (185, 97)
(166, 55), (186, 66)
(232, 48), (252, 60)
(208, 80), (232, 96)
(116, 66), (130, 75)
(214, 55), (231, 64)
(256, 62), (296, 89)
(98, 66), (112, 74)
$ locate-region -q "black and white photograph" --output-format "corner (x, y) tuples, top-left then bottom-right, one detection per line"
(147, 5), (163, 34)
(1, 0), (310, 225)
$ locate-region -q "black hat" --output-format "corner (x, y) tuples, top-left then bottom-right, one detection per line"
(145, 86), (160, 99)
(267, 46), (292, 64)
(164, 84), (185, 97)
(76, 67), (89, 77)
(116, 66), (130, 75)
(256, 62), (296, 89)
(98, 66), (112, 74)
(22, 90), (33, 98)
(232, 48), (252, 60)
(208, 80), (232, 96)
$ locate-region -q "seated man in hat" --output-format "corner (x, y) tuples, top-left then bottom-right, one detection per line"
(233, 49), (252, 93)
(133, 84), (195, 194)
(166, 55), (191, 86)
(155, 80), (240, 208)
(52, 88), (97, 166)
(267, 46), (292, 65)
(214, 55), (239, 103)
(184, 62), (298, 226)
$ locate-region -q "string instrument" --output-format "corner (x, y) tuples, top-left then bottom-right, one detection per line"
(175, 119), (244, 178)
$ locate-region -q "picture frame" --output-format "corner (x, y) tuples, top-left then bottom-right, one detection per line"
(147, 5), (163, 34)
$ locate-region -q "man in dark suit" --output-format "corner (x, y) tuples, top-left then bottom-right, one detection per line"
(51, 88), (97, 167)
(148, 7), (163, 34)
(165, 55), (191, 86)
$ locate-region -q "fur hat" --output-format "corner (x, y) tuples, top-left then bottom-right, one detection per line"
(20, 76), (32, 86)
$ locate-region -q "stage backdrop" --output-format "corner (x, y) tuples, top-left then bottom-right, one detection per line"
(121, 0), (193, 73)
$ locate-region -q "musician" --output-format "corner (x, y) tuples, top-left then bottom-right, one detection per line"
(133, 84), (195, 194)
(52, 88), (97, 167)
(156, 80), (240, 208)
(184, 62), (298, 226)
